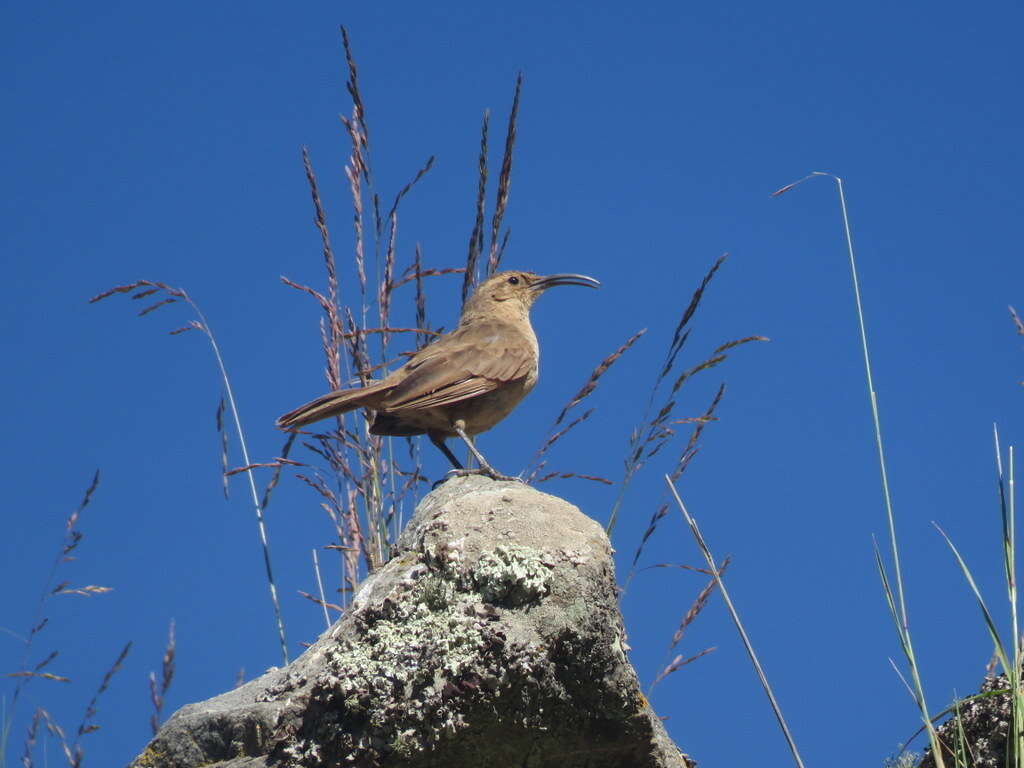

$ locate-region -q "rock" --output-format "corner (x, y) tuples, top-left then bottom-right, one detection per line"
(919, 672), (1012, 768)
(130, 475), (694, 768)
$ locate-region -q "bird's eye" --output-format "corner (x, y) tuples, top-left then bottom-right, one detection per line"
(507, 276), (520, 285)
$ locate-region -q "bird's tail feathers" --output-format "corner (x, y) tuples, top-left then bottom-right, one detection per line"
(276, 384), (389, 429)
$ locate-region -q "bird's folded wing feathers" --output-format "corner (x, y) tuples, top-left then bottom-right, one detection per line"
(384, 324), (533, 412)
(386, 376), (498, 411)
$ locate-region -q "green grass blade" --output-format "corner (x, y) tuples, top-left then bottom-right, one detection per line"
(933, 522), (1011, 676)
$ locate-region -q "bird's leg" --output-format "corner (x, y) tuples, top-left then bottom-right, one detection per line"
(429, 432), (464, 471)
(445, 421), (521, 483)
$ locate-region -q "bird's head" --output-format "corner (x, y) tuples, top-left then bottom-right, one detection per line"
(462, 270), (600, 322)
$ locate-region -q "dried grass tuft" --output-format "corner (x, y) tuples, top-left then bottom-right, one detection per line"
(647, 556), (729, 693)
(298, 589), (343, 615)
(671, 556), (730, 648)
(649, 647), (717, 691)
(339, 26), (369, 161)
(625, 384), (726, 580)
(23, 642), (134, 767)
(487, 72), (522, 276)
(413, 244), (428, 351)
(148, 621), (176, 735)
(556, 329), (646, 426)
(392, 265), (466, 292)
(91, 281), (290, 663)
(464, 110), (489, 306)
(301, 147), (344, 390)
(9, 470), (104, 745)
(280, 57), (528, 605)
(536, 471), (613, 485)
(216, 396), (229, 499)
(607, 256), (764, 537)
(525, 329), (646, 482)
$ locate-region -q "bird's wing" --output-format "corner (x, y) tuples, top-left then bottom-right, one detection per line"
(382, 322), (534, 412)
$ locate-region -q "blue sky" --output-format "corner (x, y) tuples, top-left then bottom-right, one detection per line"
(3, 2), (1023, 765)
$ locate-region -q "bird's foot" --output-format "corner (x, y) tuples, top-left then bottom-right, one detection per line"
(444, 466), (524, 484)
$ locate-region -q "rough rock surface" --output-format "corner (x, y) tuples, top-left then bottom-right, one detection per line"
(131, 476), (693, 768)
(919, 673), (1011, 768)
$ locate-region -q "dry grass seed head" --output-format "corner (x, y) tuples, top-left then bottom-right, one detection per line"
(536, 472), (613, 485)
(1010, 305), (1023, 334)
(339, 26), (369, 159)
(526, 328), (645, 481)
(464, 109), (489, 305)
(671, 556), (731, 649)
(649, 647), (717, 690)
(655, 255), (726, 387)
(149, 620), (176, 735)
(526, 409), (597, 481)
(486, 72), (522, 276)
(627, 384), (727, 573)
(391, 265), (465, 292)
(555, 328), (647, 426)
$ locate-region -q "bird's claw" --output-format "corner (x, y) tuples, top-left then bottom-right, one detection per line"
(444, 467), (525, 484)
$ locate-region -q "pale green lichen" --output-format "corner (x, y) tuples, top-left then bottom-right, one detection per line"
(419, 574), (457, 610)
(311, 574), (493, 757)
(389, 728), (420, 758)
(474, 544), (553, 606)
(295, 545), (553, 764)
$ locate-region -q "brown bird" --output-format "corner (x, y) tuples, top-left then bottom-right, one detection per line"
(277, 270), (600, 481)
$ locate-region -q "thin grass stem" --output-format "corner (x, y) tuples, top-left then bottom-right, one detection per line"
(1012, 443), (1022, 768)
(774, 171), (944, 765)
(312, 549), (331, 630)
(995, 426), (1022, 767)
(829, 175), (907, 626)
(190, 301), (289, 664)
(665, 475), (806, 768)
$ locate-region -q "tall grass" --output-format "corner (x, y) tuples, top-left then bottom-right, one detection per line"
(666, 476), (807, 768)
(646, 555), (729, 694)
(276, 28), (519, 609)
(773, 172), (945, 764)
(86, 34), (764, 753)
(148, 621), (176, 735)
(84, 30), (520, 646)
(922, 431), (1021, 767)
(603, 256), (767, 537)
(276, 39), (772, 722)
(89, 280), (291, 665)
(775, 172), (1024, 766)
(3, 473), (131, 768)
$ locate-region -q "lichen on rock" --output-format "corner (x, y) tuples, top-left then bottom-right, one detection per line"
(130, 475), (694, 768)
(284, 540), (555, 764)
(474, 543), (553, 605)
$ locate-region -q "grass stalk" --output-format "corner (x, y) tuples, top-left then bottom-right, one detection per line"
(2, 472), (104, 768)
(194, 301), (289, 664)
(773, 171), (944, 764)
(90, 284), (289, 665)
(285, 34), (489, 605)
(605, 257), (725, 536)
(312, 549), (331, 630)
(148, 621), (176, 735)
(931, 502), (1022, 767)
(994, 428), (1022, 766)
(665, 475), (805, 768)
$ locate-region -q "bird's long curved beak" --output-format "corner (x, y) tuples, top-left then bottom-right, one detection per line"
(531, 273), (601, 291)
